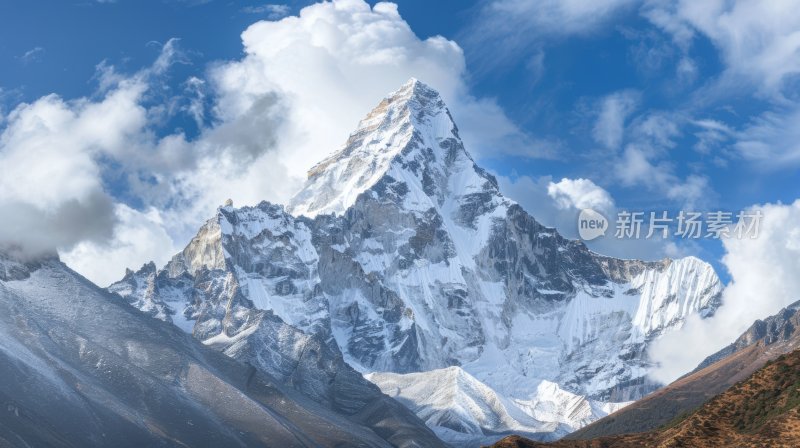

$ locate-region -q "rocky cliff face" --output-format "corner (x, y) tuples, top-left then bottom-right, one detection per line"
(110, 79), (722, 443)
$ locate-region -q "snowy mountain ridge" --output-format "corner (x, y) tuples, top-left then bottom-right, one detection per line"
(109, 79), (722, 445)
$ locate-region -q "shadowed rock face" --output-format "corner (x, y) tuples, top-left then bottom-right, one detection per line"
(0, 253), (442, 448)
(109, 79), (723, 443)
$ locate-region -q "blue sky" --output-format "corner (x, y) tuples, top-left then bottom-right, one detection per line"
(1, 0), (799, 286)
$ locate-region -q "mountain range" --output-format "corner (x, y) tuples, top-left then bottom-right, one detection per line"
(104, 79), (724, 446)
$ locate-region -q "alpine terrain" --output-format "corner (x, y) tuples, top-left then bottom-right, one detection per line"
(110, 79), (723, 445)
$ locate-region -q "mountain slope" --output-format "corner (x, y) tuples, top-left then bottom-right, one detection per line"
(567, 300), (800, 439)
(111, 79), (723, 443)
(0, 253), (438, 448)
(492, 347), (800, 448)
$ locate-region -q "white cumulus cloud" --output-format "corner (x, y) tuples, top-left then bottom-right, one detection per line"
(547, 178), (615, 212)
(211, 0), (540, 181)
(62, 205), (178, 286)
(0, 77), (150, 258)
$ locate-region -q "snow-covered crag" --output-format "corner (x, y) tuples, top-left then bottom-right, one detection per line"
(110, 79), (722, 444)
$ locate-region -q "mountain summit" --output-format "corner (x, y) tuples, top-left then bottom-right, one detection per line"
(288, 78), (498, 218)
(111, 79), (723, 445)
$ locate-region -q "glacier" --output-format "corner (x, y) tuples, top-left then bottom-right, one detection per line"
(109, 78), (722, 445)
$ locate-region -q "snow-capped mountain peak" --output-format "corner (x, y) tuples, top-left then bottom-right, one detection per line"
(288, 77), (497, 218)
